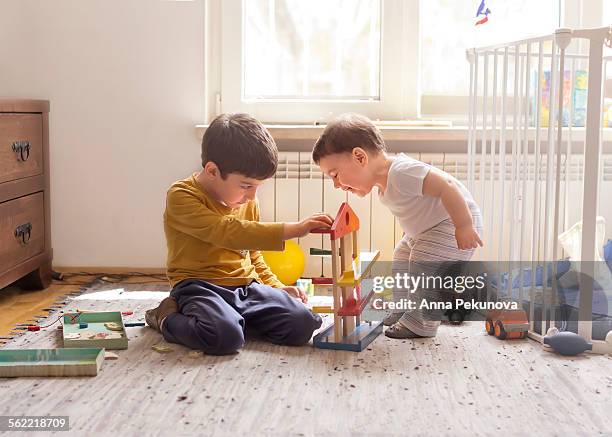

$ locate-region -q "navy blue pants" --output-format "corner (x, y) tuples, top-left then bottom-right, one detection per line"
(161, 279), (322, 355)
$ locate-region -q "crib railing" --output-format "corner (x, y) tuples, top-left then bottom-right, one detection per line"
(467, 26), (612, 353)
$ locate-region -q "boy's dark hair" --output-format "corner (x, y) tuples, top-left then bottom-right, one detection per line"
(312, 113), (386, 163)
(202, 113), (278, 179)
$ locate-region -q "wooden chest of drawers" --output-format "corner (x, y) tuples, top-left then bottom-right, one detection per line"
(0, 100), (52, 290)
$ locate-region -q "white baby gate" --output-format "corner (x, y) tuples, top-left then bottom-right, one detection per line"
(467, 26), (612, 353)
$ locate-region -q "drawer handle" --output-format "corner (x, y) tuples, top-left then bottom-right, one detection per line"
(12, 140), (31, 161)
(14, 222), (32, 245)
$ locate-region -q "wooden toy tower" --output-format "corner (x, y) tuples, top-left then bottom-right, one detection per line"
(311, 202), (382, 351)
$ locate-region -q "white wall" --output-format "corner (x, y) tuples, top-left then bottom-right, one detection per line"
(0, 0), (205, 268)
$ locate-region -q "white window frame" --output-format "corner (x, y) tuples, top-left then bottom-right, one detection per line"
(218, 0), (418, 123)
(206, 0), (606, 124)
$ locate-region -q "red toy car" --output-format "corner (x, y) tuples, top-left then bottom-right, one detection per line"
(485, 309), (529, 340)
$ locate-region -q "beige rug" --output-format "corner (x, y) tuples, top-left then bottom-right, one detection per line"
(1, 283), (611, 436)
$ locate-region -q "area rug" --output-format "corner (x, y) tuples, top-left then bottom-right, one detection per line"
(1, 282), (611, 435)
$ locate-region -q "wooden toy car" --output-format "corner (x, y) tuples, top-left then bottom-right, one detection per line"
(485, 309), (529, 340)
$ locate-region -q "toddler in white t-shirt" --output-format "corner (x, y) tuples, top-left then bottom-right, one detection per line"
(312, 113), (483, 339)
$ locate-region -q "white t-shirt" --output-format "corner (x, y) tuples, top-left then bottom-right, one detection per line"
(378, 153), (476, 237)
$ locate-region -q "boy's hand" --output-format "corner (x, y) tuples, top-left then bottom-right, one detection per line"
(455, 225), (483, 250)
(282, 286), (308, 303)
(283, 213), (333, 239)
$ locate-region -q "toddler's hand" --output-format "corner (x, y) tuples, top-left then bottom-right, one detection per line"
(455, 225), (483, 250)
(282, 286), (308, 303)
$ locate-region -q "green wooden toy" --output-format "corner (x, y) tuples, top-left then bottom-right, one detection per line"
(0, 348), (104, 377)
(62, 311), (128, 350)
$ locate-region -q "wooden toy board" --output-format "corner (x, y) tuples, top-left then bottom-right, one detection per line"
(0, 348), (104, 377)
(62, 312), (128, 350)
(313, 321), (383, 352)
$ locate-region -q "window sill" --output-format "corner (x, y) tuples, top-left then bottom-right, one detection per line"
(195, 123), (612, 154)
(195, 122), (468, 153)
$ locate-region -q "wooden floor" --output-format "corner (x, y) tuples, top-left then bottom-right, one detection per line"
(0, 271), (166, 338)
(1, 281), (611, 435)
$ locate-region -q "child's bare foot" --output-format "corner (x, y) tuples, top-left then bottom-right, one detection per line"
(384, 322), (424, 339)
(145, 297), (178, 332)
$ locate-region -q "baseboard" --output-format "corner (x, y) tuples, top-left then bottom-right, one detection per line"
(54, 267), (166, 275)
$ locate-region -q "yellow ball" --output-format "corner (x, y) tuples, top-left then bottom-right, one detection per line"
(262, 240), (305, 286)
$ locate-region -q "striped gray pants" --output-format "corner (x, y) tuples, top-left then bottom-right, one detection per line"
(392, 203), (483, 337)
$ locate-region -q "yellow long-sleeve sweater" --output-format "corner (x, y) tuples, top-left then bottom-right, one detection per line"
(164, 174), (285, 288)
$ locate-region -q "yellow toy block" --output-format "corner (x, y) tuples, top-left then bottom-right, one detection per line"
(312, 306), (334, 314)
(337, 270), (356, 287)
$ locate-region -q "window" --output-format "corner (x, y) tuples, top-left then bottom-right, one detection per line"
(243, 0), (381, 101)
(214, 0), (603, 123)
(220, 0), (412, 122)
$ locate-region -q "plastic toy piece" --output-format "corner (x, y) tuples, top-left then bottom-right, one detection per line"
(121, 311), (133, 316)
(312, 277), (333, 285)
(485, 309), (528, 340)
(79, 322), (88, 329)
(543, 331), (593, 356)
(27, 326), (41, 332)
(124, 322), (146, 327)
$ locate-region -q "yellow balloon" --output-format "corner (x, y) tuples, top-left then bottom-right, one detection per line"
(262, 240), (305, 286)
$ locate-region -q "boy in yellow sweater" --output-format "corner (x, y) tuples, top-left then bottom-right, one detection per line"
(146, 113), (331, 354)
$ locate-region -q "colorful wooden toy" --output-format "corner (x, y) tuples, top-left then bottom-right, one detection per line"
(311, 203), (382, 352)
(63, 311), (128, 350)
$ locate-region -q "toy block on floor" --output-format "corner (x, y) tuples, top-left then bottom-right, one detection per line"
(0, 348), (104, 377)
